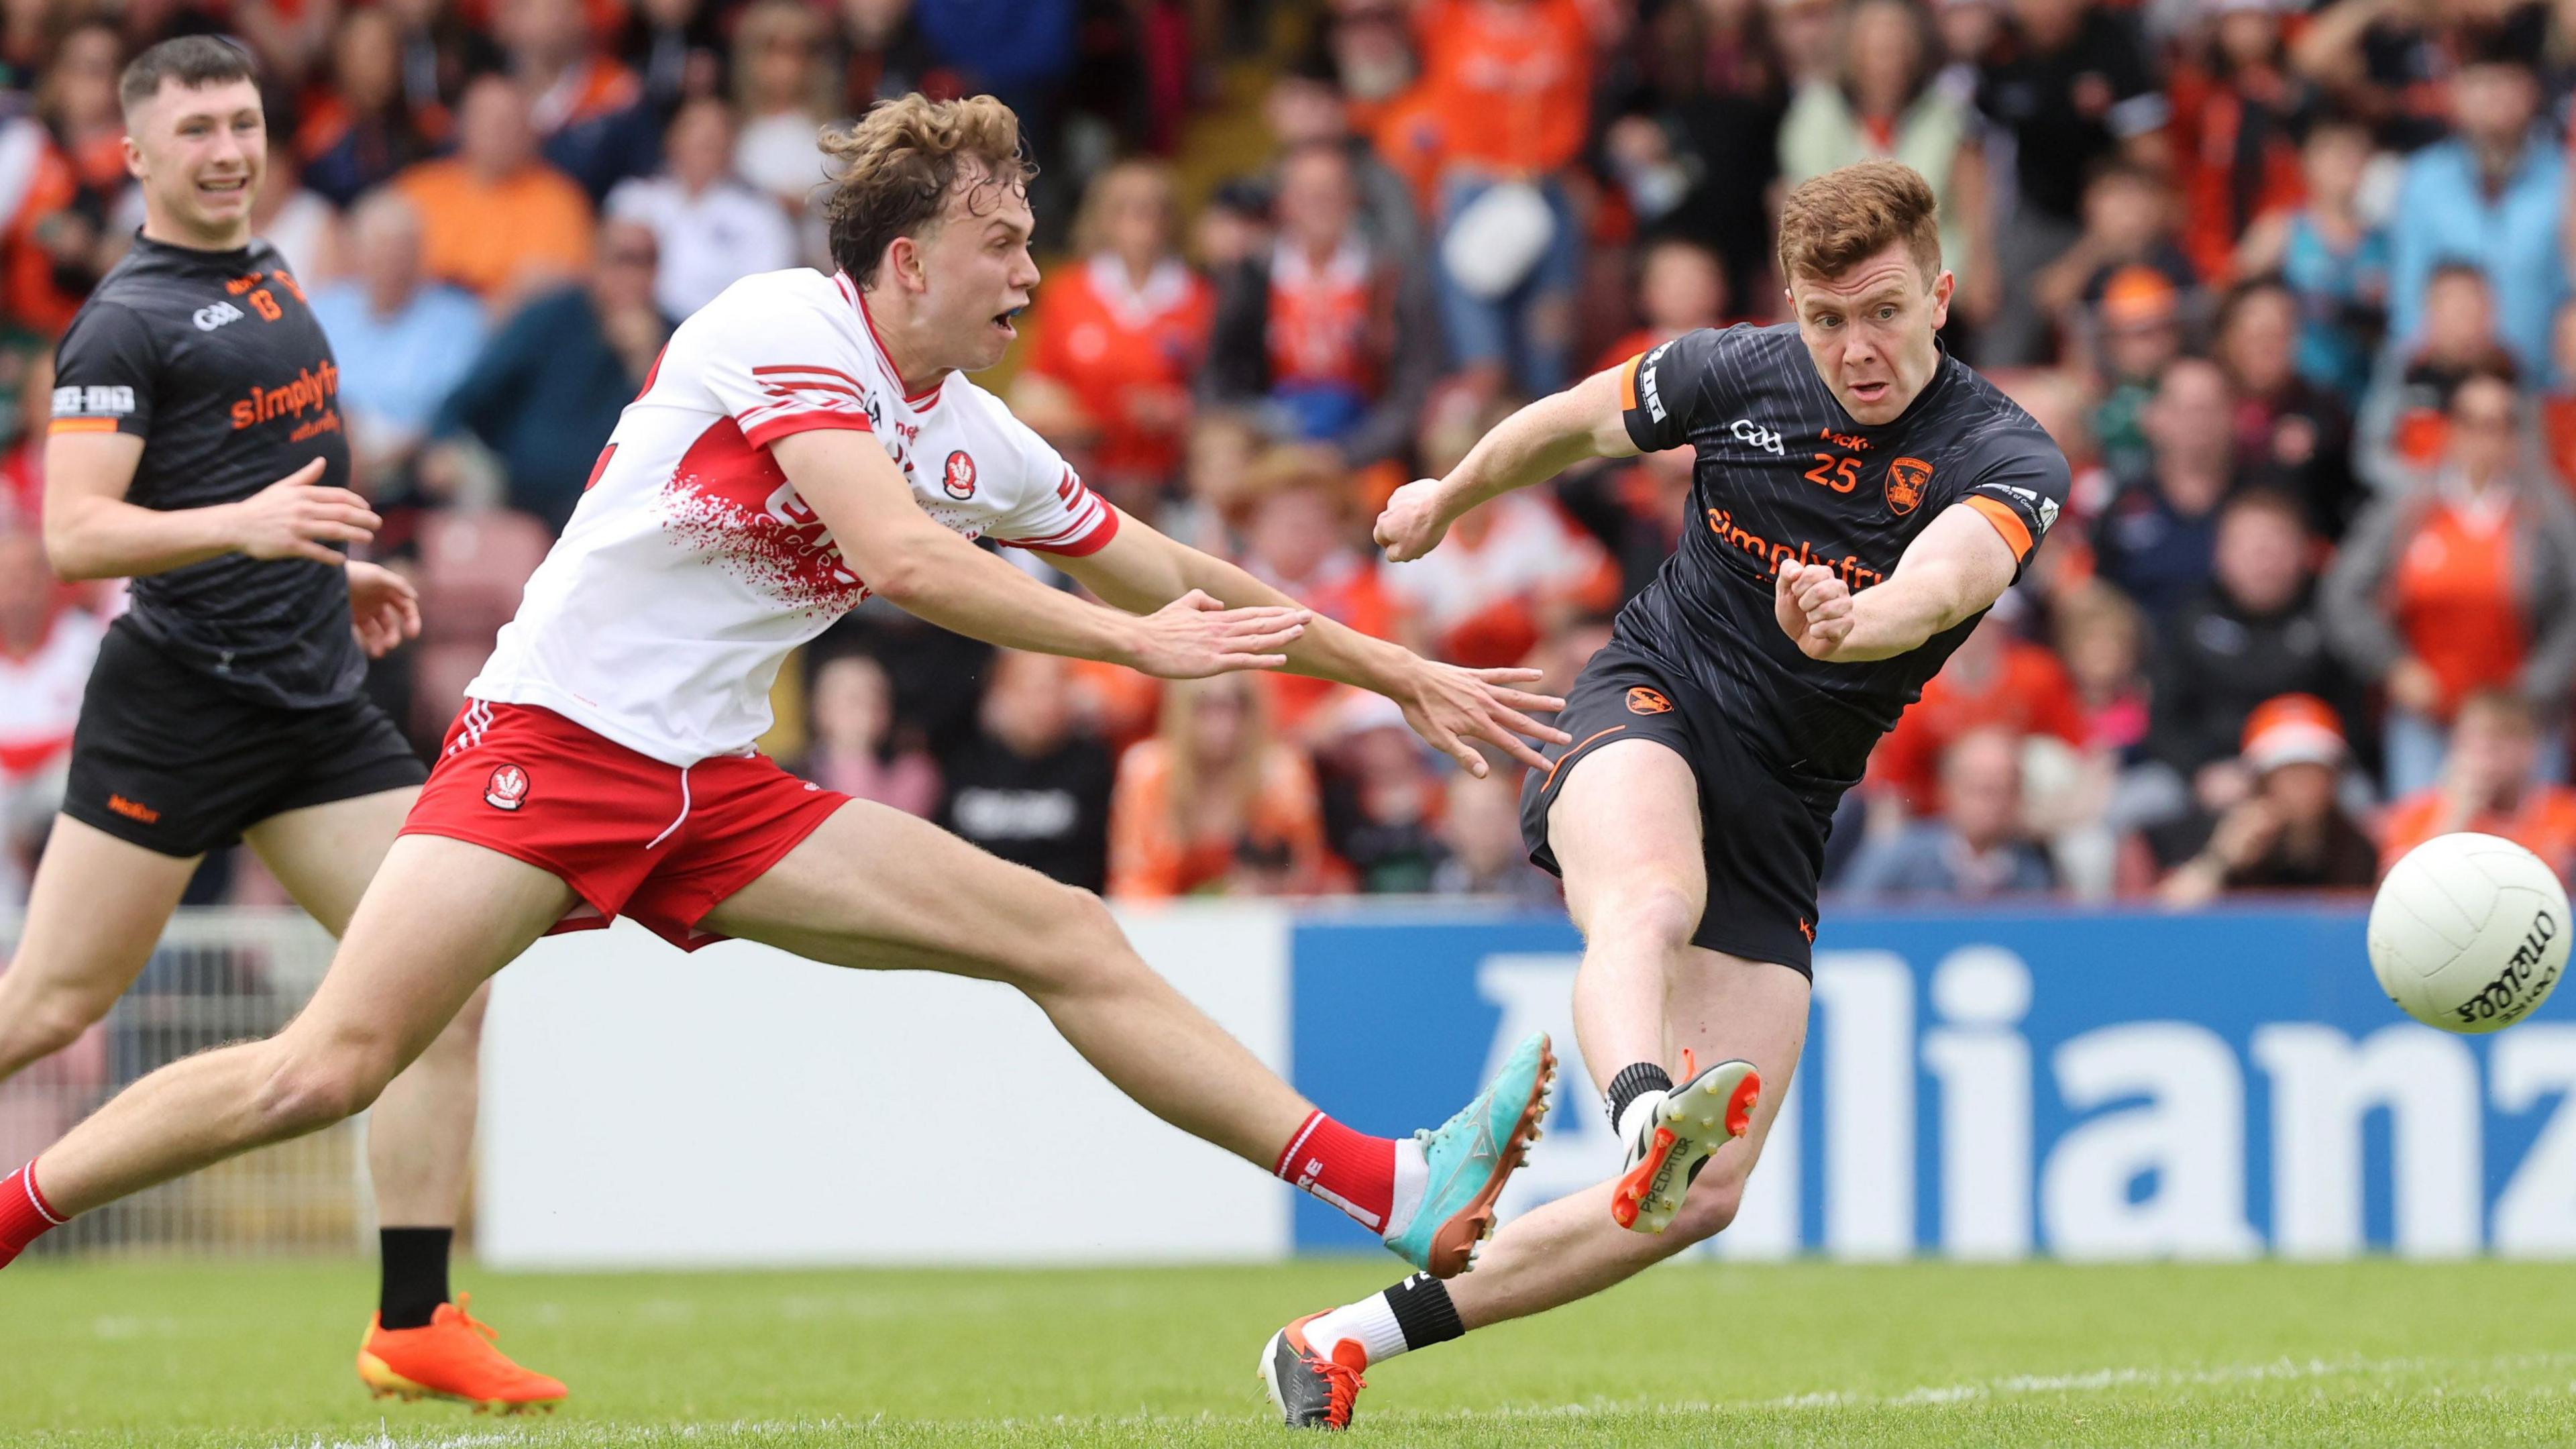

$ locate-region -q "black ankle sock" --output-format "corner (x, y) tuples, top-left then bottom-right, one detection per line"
(378, 1227), (452, 1330)
(1383, 1272), (1464, 1350)
(1605, 1063), (1674, 1134)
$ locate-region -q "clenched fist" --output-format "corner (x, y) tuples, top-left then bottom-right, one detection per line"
(1775, 558), (1856, 660)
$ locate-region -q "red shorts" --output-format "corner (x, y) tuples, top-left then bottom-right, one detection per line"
(400, 701), (849, 951)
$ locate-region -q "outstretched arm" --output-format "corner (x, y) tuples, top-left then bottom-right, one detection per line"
(1373, 364), (1636, 562)
(1775, 502), (2020, 663)
(771, 430), (1307, 679)
(1056, 517), (1570, 775)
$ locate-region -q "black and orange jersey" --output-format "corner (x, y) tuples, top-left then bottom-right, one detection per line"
(50, 232), (360, 708)
(1613, 323), (2070, 789)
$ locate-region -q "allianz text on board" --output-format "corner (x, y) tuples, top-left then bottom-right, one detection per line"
(1289, 907), (2576, 1260)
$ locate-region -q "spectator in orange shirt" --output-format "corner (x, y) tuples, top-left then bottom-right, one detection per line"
(1012, 160), (1212, 508)
(2165, 0), (2304, 285)
(1235, 453), (1396, 731)
(1591, 236), (1728, 378)
(1262, 52), (1423, 266)
(393, 73), (596, 305)
(1201, 142), (1440, 472)
(2326, 368), (2576, 796)
(1107, 674), (1331, 899)
(4, 23), (126, 333)
(1867, 604), (2090, 819)
(2381, 689), (2576, 880)
(1411, 0), (1595, 396)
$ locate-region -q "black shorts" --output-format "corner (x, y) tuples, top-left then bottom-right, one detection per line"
(1520, 644), (1837, 977)
(62, 621), (428, 859)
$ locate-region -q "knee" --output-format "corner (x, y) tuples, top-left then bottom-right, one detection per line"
(1008, 887), (1134, 996)
(253, 1040), (394, 1136)
(9, 993), (104, 1062)
(1587, 880), (1702, 956)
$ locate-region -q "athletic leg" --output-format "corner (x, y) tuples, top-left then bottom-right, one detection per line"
(244, 788), (488, 1234)
(0, 817), (198, 1081)
(1265, 950), (1806, 1426)
(1444, 952), (1807, 1326)
(698, 798), (1550, 1275)
(5, 835), (568, 1224)
(1551, 738), (1709, 1101)
(704, 800), (1309, 1162)
(245, 786), (499, 1352)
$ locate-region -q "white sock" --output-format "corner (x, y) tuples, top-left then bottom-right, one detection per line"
(1305, 1291), (1410, 1366)
(1615, 1089), (1667, 1157)
(1378, 1135), (1428, 1240)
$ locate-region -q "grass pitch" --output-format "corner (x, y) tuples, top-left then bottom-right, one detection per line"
(4, 1256), (2573, 1446)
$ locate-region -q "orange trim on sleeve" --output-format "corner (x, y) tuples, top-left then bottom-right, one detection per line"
(1964, 494), (2033, 561)
(48, 417), (118, 434)
(1617, 353), (1643, 411)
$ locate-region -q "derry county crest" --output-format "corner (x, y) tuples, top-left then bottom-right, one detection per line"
(485, 763), (531, 811)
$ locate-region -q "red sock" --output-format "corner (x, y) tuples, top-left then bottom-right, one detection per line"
(0, 1160), (64, 1268)
(1274, 1112), (1396, 1232)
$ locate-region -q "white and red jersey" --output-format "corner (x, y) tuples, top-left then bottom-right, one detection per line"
(468, 268), (1119, 765)
(0, 606), (104, 778)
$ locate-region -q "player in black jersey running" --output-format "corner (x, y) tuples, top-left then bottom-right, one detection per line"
(5, 38), (561, 1411)
(1262, 162), (2072, 1427)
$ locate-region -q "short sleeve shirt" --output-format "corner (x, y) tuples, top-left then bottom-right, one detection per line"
(1612, 323), (2072, 789)
(50, 233), (360, 706)
(468, 268), (1118, 765)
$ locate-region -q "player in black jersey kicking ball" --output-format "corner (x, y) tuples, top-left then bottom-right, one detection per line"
(1261, 161), (2072, 1427)
(7, 38), (561, 1411)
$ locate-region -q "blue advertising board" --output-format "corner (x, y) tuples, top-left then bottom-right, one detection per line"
(1288, 905), (2576, 1259)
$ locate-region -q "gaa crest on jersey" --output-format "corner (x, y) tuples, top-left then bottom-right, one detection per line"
(1885, 456), (1933, 517)
(943, 449), (977, 500)
(484, 763), (531, 811)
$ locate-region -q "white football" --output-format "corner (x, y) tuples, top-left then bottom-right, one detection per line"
(2368, 832), (2569, 1034)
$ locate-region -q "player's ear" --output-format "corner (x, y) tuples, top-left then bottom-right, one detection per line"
(1928, 268), (1955, 331)
(883, 234), (924, 294)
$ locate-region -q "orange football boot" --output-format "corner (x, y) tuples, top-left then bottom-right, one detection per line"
(356, 1294), (567, 1414)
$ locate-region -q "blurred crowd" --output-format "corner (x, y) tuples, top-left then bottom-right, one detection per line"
(6, 0), (2576, 914)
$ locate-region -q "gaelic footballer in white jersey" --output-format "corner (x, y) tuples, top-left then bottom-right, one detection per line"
(470, 267), (1118, 767)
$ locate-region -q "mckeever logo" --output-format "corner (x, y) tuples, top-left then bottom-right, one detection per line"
(228, 361), (340, 429)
